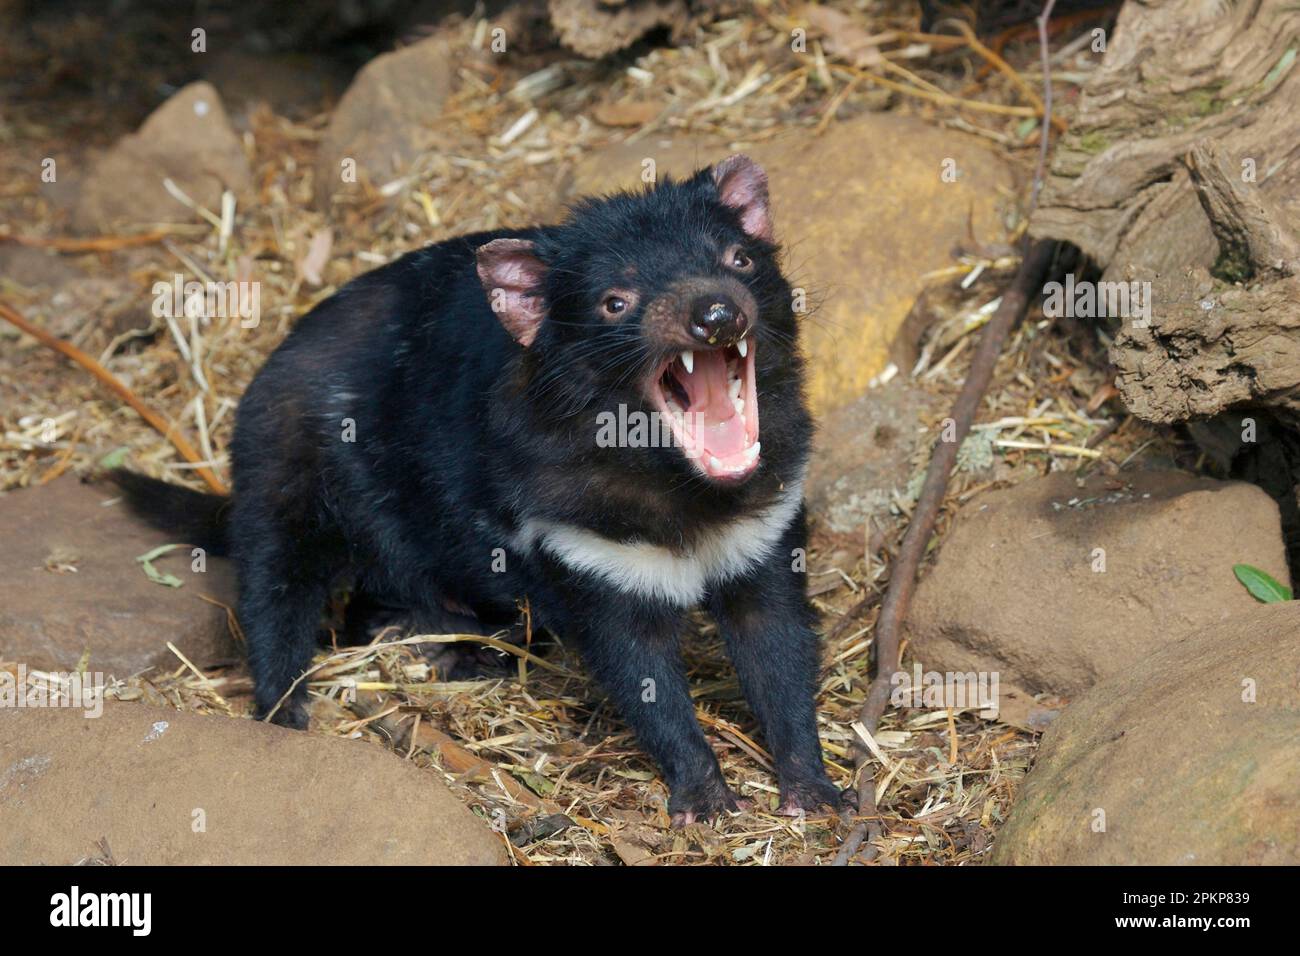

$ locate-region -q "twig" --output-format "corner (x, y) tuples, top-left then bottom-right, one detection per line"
(0, 298), (227, 494)
(994, 439), (1100, 458)
(826, 588), (882, 644)
(1085, 415), (1124, 449)
(984, 5), (1119, 59)
(831, 65), (1040, 120)
(951, 20), (1067, 134)
(0, 229), (176, 252)
(831, 240), (1056, 866)
(261, 630), (572, 724)
(1029, 0), (1060, 215)
(814, 75), (861, 136)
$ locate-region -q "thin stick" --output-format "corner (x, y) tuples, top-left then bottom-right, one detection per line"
(1084, 416), (1124, 449)
(0, 298), (227, 494)
(0, 229), (175, 252)
(831, 240), (1055, 865)
(952, 20), (1067, 135)
(1030, 0), (1060, 215)
(831, 65), (1040, 119)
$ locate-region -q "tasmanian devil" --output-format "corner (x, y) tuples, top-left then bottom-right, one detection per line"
(115, 155), (843, 822)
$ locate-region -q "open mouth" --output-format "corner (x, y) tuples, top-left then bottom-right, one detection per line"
(649, 339), (760, 480)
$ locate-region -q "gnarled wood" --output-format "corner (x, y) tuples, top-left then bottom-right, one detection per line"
(1032, 0), (1300, 425)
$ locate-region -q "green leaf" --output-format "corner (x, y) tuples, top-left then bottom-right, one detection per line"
(1233, 564), (1291, 604)
(98, 446), (130, 469)
(136, 544), (185, 588)
(515, 771), (555, 797)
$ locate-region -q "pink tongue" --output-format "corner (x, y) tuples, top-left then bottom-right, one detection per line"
(684, 354), (747, 458)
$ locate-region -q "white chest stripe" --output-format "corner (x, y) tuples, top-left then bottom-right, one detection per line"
(516, 478), (805, 607)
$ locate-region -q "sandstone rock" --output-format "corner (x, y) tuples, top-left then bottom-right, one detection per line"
(991, 601), (1300, 865)
(807, 378), (932, 534)
(0, 477), (237, 677)
(314, 36), (453, 208)
(0, 704), (506, 865)
(905, 471), (1289, 698)
(566, 115), (1017, 414)
(201, 50), (349, 121)
(73, 82), (252, 233)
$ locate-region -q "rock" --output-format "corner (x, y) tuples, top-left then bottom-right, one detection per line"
(905, 471), (1289, 698)
(0, 477), (237, 677)
(73, 82), (252, 233)
(991, 601), (1300, 864)
(0, 704), (506, 865)
(564, 134), (714, 198)
(549, 0), (691, 58)
(807, 378), (932, 534)
(565, 115), (1017, 414)
(314, 36), (453, 208)
(201, 50), (350, 121)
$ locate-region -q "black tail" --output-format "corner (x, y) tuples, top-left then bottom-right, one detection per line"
(108, 470), (231, 556)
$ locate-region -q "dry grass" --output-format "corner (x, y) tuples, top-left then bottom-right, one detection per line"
(0, 1), (1179, 864)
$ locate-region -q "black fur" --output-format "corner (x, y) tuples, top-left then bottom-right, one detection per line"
(111, 469), (230, 555)
(117, 162), (842, 819)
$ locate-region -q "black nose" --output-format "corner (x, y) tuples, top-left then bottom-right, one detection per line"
(688, 294), (748, 345)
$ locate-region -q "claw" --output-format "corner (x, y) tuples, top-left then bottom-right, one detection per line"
(778, 779), (850, 816)
(668, 790), (748, 828)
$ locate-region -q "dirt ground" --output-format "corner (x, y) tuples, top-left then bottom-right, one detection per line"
(0, 1), (1204, 864)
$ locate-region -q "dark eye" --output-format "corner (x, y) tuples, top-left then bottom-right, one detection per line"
(602, 295), (628, 316)
(729, 249), (753, 271)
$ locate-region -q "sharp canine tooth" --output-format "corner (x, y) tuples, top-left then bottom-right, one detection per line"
(728, 379), (742, 400)
(732, 397), (745, 415)
(736, 339), (748, 358)
(708, 455), (723, 471)
(746, 442), (761, 460)
(680, 351), (694, 374)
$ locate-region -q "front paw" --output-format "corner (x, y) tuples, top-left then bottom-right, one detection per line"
(777, 772), (851, 816)
(668, 777), (748, 827)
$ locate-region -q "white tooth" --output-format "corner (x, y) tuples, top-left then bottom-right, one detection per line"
(732, 397), (745, 415)
(728, 379), (742, 400)
(680, 351), (694, 374)
(708, 455), (723, 471)
(736, 339), (748, 358)
(746, 442), (761, 461)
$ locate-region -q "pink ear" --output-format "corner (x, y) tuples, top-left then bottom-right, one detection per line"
(475, 238), (547, 347)
(712, 154), (773, 241)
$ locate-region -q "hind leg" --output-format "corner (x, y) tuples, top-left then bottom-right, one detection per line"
(234, 511), (341, 728)
(346, 593), (523, 679)
(413, 600), (520, 680)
